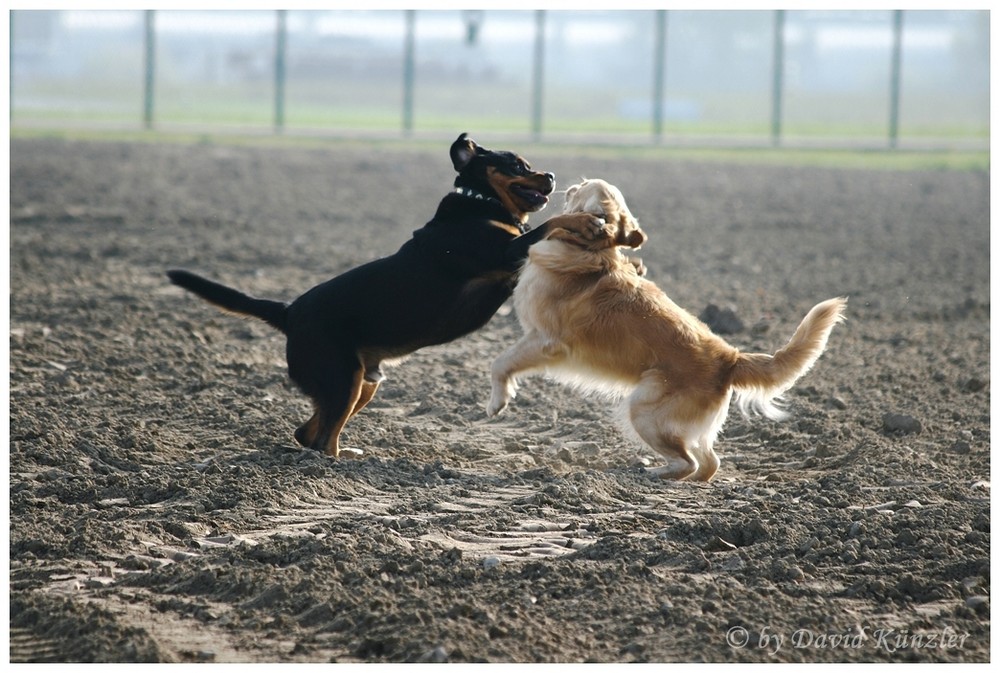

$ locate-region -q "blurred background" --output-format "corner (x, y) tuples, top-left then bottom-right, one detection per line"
(9, 9), (990, 149)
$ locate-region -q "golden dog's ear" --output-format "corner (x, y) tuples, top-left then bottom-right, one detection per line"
(622, 228), (647, 248)
(562, 184), (581, 211)
(617, 218), (647, 249)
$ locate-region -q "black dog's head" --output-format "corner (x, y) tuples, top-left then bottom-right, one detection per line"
(450, 133), (555, 224)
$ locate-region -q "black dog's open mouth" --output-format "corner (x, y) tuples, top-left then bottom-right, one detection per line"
(511, 184), (550, 208)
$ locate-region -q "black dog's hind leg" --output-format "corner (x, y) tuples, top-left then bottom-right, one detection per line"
(295, 410), (320, 448)
(295, 378), (376, 450)
(289, 349), (367, 457)
(311, 363), (366, 457)
(352, 381), (380, 417)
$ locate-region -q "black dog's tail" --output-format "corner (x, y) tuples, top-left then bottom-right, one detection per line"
(167, 269), (288, 333)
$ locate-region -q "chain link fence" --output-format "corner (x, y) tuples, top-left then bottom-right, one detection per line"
(10, 9), (989, 149)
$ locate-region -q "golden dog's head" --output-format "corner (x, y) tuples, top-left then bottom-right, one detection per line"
(563, 179), (647, 249)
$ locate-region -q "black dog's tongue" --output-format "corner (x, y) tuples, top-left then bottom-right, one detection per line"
(514, 185), (549, 208)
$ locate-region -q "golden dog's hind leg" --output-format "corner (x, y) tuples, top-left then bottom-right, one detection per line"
(487, 331), (566, 417)
(688, 446), (721, 482)
(627, 374), (701, 480)
(685, 396), (731, 481)
(638, 432), (699, 480)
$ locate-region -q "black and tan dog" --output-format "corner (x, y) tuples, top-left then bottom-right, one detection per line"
(168, 133), (602, 457)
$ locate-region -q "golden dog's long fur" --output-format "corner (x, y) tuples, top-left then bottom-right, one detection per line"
(487, 178), (846, 481)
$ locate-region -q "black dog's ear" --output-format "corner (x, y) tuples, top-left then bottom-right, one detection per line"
(451, 132), (479, 171)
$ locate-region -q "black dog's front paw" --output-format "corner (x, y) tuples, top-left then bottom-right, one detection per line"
(546, 212), (609, 241)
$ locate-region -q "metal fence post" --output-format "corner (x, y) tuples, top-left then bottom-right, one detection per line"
(274, 10), (287, 133)
(888, 10), (904, 149)
(652, 10), (668, 142)
(402, 10), (415, 136)
(143, 10), (155, 129)
(531, 10), (545, 141)
(770, 9), (784, 146)
(10, 11), (14, 121)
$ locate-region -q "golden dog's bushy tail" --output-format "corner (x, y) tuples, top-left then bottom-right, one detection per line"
(731, 297), (847, 420)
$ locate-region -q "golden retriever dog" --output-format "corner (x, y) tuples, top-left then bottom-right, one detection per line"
(487, 178), (846, 481)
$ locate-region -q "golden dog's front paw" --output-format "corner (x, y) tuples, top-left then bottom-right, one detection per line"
(628, 256), (647, 276)
(487, 377), (517, 417)
(486, 396), (508, 417)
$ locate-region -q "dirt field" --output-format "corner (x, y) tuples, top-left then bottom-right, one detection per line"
(9, 137), (990, 663)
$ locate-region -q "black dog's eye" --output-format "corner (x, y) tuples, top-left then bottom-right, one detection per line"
(513, 161), (529, 175)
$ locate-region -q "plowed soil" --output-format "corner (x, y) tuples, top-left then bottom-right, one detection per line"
(9, 137), (990, 662)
